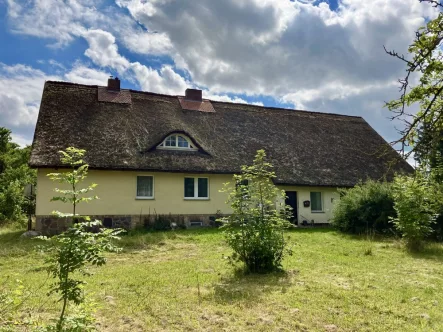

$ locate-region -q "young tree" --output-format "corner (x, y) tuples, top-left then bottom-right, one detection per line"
(385, 0), (443, 162)
(220, 150), (292, 273)
(39, 147), (123, 331)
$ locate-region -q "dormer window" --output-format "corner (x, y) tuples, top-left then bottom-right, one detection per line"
(157, 134), (197, 151)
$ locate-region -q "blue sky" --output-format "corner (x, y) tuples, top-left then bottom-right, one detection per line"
(0, 0), (437, 160)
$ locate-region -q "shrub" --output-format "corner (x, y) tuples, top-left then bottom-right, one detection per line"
(210, 210), (224, 228)
(143, 214), (186, 231)
(152, 215), (172, 231)
(0, 180), (26, 226)
(219, 150), (292, 273)
(332, 180), (396, 234)
(0, 127), (36, 226)
(430, 210), (443, 241)
(391, 169), (442, 251)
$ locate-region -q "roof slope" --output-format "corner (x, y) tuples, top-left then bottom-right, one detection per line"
(30, 81), (413, 187)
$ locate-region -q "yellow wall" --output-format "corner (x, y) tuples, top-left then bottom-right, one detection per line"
(36, 169), (339, 223)
(278, 185), (340, 223)
(36, 169), (233, 216)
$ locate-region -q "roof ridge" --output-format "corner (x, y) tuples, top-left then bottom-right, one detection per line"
(210, 100), (363, 119)
(44, 80), (362, 119)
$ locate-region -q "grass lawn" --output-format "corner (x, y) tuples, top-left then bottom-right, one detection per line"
(1, 227), (443, 331)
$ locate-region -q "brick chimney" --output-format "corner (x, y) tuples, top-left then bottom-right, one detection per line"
(107, 76), (120, 91)
(185, 88), (202, 101)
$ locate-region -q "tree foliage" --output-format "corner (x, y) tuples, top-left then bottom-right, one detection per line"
(38, 147), (123, 331)
(0, 127), (36, 225)
(332, 180), (396, 235)
(385, 0), (443, 162)
(391, 166), (443, 251)
(219, 150), (292, 274)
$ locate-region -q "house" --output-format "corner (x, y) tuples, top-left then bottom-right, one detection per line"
(30, 78), (412, 234)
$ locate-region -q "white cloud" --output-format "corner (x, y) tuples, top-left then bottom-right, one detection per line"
(122, 31), (173, 55)
(0, 63), (113, 145)
(0, 64), (56, 144)
(205, 92), (264, 106)
(5, 0), (107, 47)
(6, 0), (174, 56)
(65, 65), (110, 86)
(82, 29), (130, 74)
(10, 133), (31, 147)
(82, 29), (189, 95)
(129, 63), (188, 95)
(117, 0), (434, 97)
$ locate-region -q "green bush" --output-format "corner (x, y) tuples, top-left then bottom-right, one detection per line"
(220, 150), (292, 273)
(0, 180), (26, 225)
(0, 126), (36, 226)
(152, 215), (172, 231)
(332, 180), (396, 234)
(430, 210), (443, 241)
(391, 169), (442, 251)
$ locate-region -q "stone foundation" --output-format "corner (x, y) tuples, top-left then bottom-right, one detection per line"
(36, 213), (223, 235)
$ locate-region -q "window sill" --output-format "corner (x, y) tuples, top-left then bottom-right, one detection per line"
(311, 211), (325, 213)
(184, 197), (210, 201)
(136, 197), (155, 200)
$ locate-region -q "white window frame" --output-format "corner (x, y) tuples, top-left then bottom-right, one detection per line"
(310, 191), (323, 212)
(184, 177), (209, 200)
(136, 175), (155, 200)
(157, 134), (198, 151)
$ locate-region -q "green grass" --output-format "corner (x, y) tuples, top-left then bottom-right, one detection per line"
(1, 227), (443, 331)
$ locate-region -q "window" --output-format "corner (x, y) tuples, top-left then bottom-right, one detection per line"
(310, 192), (322, 212)
(136, 176), (154, 199)
(158, 134), (197, 151)
(184, 177), (209, 199)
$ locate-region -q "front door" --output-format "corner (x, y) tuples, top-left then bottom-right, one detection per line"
(285, 191), (298, 224)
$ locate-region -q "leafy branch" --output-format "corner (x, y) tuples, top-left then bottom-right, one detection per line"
(38, 147), (123, 331)
(385, 1), (443, 161)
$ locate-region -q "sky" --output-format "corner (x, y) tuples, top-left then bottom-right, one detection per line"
(0, 0), (438, 159)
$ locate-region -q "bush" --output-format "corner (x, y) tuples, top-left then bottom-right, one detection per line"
(151, 215), (172, 231)
(430, 210), (443, 241)
(391, 169), (442, 251)
(332, 180), (396, 234)
(144, 214), (186, 231)
(220, 150), (292, 273)
(0, 180), (26, 226)
(0, 127), (36, 226)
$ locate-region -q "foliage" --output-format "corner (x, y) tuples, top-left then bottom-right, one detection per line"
(40, 301), (97, 332)
(143, 214), (187, 230)
(219, 150), (292, 273)
(332, 180), (396, 235)
(391, 166), (443, 251)
(39, 147), (123, 331)
(430, 209), (443, 241)
(0, 127), (36, 225)
(385, 1), (443, 163)
(151, 214), (172, 231)
(210, 210), (224, 228)
(0, 278), (34, 330)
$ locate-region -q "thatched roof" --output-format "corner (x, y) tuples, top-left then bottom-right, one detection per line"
(30, 81), (412, 187)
